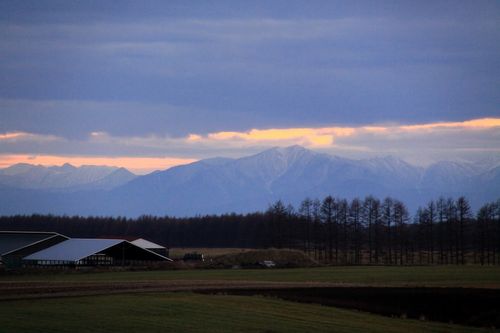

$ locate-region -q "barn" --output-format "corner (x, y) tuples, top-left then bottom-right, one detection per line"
(23, 238), (172, 267)
(0, 231), (69, 268)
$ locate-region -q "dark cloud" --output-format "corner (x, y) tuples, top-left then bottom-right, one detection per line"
(0, 2), (499, 139)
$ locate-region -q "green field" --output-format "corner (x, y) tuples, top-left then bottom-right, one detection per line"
(0, 292), (491, 333)
(2, 266), (499, 332)
(2, 265), (500, 288)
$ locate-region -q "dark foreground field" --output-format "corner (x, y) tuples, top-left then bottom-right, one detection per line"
(1, 293), (494, 333)
(1, 266), (499, 332)
(203, 287), (500, 328)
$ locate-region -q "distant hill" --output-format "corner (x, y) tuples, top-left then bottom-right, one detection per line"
(0, 163), (136, 191)
(0, 146), (498, 217)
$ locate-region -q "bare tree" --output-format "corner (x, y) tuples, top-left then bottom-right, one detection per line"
(495, 199), (500, 265)
(321, 196), (336, 262)
(363, 196), (380, 264)
(476, 203), (494, 265)
(436, 197), (446, 264)
(299, 198), (313, 254)
(456, 196), (471, 265)
(312, 198), (322, 261)
(338, 199), (349, 264)
(416, 207), (427, 264)
(266, 200), (287, 248)
(394, 200), (409, 265)
(426, 200), (436, 264)
(381, 197), (394, 264)
(445, 198), (457, 264)
(349, 198), (362, 264)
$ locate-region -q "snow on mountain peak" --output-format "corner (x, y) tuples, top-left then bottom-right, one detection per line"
(0, 146), (498, 216)
(0, 163), (136, 190)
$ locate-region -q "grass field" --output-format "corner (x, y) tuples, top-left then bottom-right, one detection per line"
(2, 266), (499, 332)
(0, 292), (492, 333)
(2, 265), (500, 288)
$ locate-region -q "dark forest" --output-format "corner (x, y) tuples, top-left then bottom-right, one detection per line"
(1, 196), (499, 265)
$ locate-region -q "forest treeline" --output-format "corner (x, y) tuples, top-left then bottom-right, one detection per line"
(1, 196), (499, 265)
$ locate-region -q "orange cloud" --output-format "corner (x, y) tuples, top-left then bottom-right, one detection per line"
(197, 117), (500, 146)
(0, 131), (60, 142)
(187, 134), (202, 142)
(399, 118), (500, 131)
(0, 132), (31, 140)
(361, 126), (388, 133)
(207, 127), (355, 146)
(1, 117), (498, 172)
(0, 155), (197, 174)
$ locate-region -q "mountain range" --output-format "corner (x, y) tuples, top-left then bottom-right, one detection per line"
(0, 163), (136, 191)
(0, 146), (498, 217)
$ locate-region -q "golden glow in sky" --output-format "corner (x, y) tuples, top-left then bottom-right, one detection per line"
(0, 117), (499, 173)
(400, 118), (500, 131)
(0, 155), (197, 174)
(196, 117), (500, 147)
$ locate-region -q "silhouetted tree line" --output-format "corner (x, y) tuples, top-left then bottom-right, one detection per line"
(1, 196), (499, 265)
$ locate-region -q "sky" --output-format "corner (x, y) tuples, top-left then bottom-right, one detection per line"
(0, 1), (499, 174)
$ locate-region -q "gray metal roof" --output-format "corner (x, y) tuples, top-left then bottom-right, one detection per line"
(0, 231), (65, 255)
(24, 238), (123, 262)
(131, 238), (165, 249)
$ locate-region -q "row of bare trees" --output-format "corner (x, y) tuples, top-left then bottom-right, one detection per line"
(266, 196), (500, 265)
(0, 196), (499, 265)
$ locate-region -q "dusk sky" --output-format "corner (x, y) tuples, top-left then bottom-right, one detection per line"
(0, 1), (499, 173)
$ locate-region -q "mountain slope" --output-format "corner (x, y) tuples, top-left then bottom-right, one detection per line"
(0, 163), (136, 190)
(0, 146), (498, 217)
(105, 145), (499, 216)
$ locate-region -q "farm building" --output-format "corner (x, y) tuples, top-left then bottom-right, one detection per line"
(23, 238), (172, 267)
(0, 231), (69, 268)
(131, 238), (169, 257)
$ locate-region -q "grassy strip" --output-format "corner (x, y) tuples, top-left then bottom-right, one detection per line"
(0, 292), (491, 333)
(2, 266), (500, 288)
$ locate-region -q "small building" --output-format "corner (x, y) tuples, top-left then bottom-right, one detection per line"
(0, 231), (69, 268)
(23, 238), (172, 267)
(131, 238), (169, 257)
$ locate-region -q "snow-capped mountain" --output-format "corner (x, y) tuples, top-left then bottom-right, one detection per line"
(420, 161), (479, 192)
(96, 145), (500, 216)
(0, 146), (498, 217)
(0, 163), (136, 190)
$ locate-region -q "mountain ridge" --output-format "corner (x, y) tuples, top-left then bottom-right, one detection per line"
(0, 163), (137, 191)
(0, 146), (498, 217)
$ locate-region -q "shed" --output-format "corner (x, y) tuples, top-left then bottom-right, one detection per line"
(23, 238), (172, 267)
(131, 238), (169, 257)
